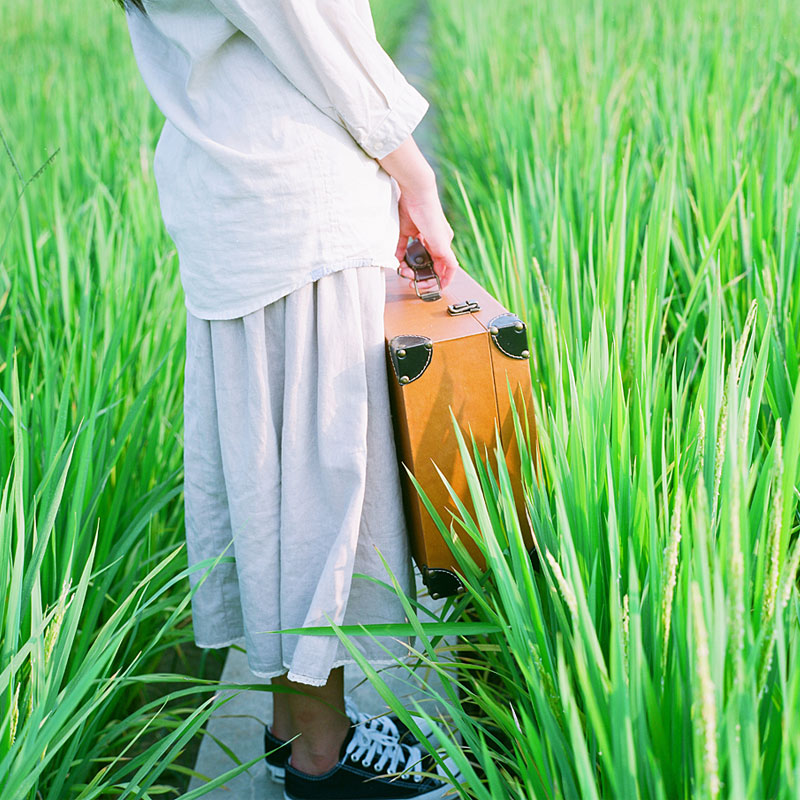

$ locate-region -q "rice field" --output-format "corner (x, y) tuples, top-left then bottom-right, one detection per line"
(2, 0), (799, 797)
(353, 0), (800, 798)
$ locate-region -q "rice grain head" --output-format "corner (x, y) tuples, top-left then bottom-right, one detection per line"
(762, 422), (784, 629)
(44, 579), (71, 667)
(758, 422), (784, 694)
(9, 682), (20, 747)
(661, 485), (683, 672)
(733, 300), (758, 384)
(728, 464), (745, 687)
(779, 537), (800, 612)
(546, 551), (578, 619)
(712, 397), (728, 524)
(532, 642), (562, 726)
(691, 582), (721, 800)
(698, 406), (706, 476)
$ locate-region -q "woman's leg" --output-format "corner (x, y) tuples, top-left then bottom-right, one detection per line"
(271, 668), (351, 775)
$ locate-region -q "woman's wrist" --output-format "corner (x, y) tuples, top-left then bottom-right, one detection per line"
(377, 135), (436, 196)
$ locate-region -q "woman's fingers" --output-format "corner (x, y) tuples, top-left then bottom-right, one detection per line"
(397, 261), (415, 280)
(412, 217), (458, 291)
(424, 237), (458, 290)
(433, 248), (459, 289)
(395, 236), (407, 264)
(394, 189), (460, 292)
(397, 242), (459, 292)
(395, 197), (419, 262)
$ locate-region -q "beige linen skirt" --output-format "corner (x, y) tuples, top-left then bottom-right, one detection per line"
(183, 265), (413, 686)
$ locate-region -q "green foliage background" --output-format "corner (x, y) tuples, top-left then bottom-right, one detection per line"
(2, 0), (799, 797)
(360, 1), (800, 798)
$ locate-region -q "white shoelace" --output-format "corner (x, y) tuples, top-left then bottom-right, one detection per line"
(344, 696), (402, 739)
(344, 723), (425, 783)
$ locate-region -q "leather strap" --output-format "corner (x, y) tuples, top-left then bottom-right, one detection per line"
(404, 239), (442, 302)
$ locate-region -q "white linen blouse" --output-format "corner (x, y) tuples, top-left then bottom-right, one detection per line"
(126, 0), (429, 320)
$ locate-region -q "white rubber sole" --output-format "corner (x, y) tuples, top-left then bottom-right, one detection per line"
(267, 762), (285, 784)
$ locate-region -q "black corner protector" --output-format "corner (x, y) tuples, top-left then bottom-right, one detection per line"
(389, 335), (433, 385)
(421, 566), (465, 599)
(488, 313), (530, 359)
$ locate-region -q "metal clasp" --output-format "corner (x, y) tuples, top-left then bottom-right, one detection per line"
(447, 300), (481, 316)
(413, 272), (442, 302)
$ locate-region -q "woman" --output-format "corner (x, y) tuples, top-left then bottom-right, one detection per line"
(121, 0), (459, 798)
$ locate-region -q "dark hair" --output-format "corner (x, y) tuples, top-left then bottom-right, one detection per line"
(115, 0), (146, 12)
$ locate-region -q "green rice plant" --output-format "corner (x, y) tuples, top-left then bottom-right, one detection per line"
(6, 0), (799, 794)
(326, 0), (800, 796)
(0, 385), (273, 798)
(336, 325), (800, 797)
(1, 2), (208, 790)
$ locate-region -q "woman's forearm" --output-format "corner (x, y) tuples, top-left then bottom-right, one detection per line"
(377, 135), (436, 197)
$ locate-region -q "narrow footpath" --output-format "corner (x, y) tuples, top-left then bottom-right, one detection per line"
(187, 5), (444, 798)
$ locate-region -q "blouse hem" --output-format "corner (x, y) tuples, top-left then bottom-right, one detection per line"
(184, 256), (397, 321)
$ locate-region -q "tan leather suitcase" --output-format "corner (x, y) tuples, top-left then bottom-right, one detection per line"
(384, 240), (538, 598)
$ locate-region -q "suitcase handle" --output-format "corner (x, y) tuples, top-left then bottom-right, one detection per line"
(404, 239), (442, 302)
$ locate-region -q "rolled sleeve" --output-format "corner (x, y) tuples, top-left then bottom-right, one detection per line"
(208, 0), (430, 158)
(358, 88), (430, 159)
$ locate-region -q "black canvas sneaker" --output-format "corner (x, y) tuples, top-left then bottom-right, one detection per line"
(283, 723), (453, 800)
(265, 725), (293, 784)
(265, 696), (434, 784)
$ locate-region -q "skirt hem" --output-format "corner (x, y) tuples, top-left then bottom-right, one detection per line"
(273, 657), (411, 687)
(194, 638), (410, 688)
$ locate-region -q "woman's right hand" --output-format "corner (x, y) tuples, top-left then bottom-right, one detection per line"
(394, 185), (459, 292)
(377, 135), (459, 292)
